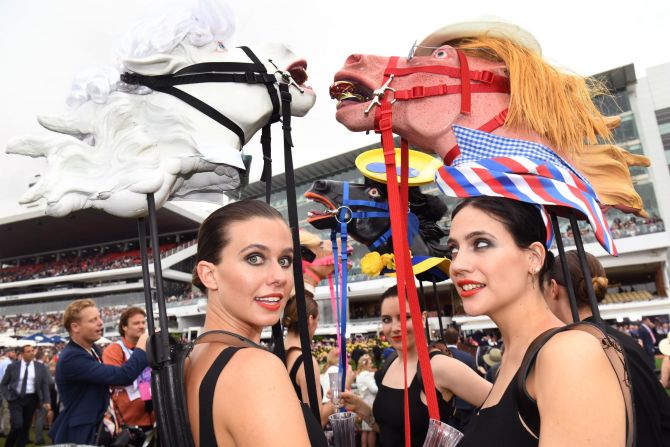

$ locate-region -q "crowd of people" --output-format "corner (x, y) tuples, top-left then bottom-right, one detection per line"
(0, 238), (196, 284)
(0, 198), (669, 447)
(0, 306), (133, 336)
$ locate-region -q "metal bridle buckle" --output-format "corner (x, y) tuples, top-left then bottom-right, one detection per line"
(334, 206), (353, 224)
(268, 59), (305, 94)
(364, 74), (395, 115)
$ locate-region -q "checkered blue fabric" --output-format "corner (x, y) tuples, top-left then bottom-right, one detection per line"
(452, 125), (596, 198)
(435, 126), (617, 256)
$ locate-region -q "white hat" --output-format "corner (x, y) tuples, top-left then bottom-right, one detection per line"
(414, 16), (541, 57)
(660, 335), (670, 356)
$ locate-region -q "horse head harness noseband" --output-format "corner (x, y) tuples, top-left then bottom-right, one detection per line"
(121, 45), (300, 201)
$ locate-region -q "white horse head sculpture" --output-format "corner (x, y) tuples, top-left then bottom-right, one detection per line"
(6, 38), (315, 218)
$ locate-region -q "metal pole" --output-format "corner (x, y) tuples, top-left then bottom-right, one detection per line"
(137, 218), (155, 334)
(147, 193), (171, 365)
(568, 211), (603, 326)
(549, 213), (580, 323)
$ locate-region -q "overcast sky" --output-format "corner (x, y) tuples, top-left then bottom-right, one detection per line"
(1, 0), (669, 219)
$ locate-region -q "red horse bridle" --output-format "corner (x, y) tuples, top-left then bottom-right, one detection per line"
(368, 51), (509, 446)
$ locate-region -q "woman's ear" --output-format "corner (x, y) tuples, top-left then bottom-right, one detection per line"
(196, 260), (218, 291)
(527, 241), (546, 274)
(549, 279), (560, 301)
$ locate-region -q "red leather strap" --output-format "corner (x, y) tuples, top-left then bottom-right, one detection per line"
(385, 65), (507, 85)
(375, 58), (441, 447)
(443, 109), (509, 165)
(393, 81), (509, 101)
(456, 50), (471, 115)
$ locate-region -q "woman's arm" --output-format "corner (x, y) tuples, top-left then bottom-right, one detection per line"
(219, 349), (311, 447)
(660, 356), (670, 388)
(531, 330), (626, 447)
(431, 354), (491, 406)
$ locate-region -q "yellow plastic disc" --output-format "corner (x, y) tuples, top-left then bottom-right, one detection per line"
(355, 148), (442, 186)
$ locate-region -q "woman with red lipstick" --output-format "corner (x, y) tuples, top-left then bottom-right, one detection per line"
(339, 286), (491, 446)
(447, 196), (628, 447)
(185, 200), (326, 447)
(283, 295), (336, 426)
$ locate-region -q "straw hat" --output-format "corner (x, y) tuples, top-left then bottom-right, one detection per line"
(414, 16), (541, 57)
(659, 335), (670, 356)
(483, 347), (502, 367)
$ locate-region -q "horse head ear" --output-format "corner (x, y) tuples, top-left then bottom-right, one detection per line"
(123, 53), (188, 76)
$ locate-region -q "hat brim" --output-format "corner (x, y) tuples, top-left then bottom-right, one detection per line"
(384, 256), (451, 281)
(483, 354), (499, 367)
(660, 337), (670, 356)
(415, 19), (541, 57)
(356, 148), (443, 186)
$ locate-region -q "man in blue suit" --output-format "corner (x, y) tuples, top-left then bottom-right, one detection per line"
(50, 299), (149, 445)
(0, 345), (51, 447)
(639, 317), (657, 371)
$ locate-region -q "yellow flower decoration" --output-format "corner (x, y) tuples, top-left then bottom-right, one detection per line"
(360, 252), (384, 276)
(380, 253), (395, 270)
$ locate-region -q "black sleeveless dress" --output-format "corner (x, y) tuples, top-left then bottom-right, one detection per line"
(372, 353), (453, 447)
(286, 346), (324, 400)
(198, 346), (327, 447)
(457, 372), (537, 447)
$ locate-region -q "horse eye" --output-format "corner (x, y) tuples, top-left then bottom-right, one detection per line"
(368, 188), (381, 198)
(435, 50), (448, 59)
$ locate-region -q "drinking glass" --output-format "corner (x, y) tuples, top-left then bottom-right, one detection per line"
(422, 418), (464, 447)
(328, 411), (356, 447)
(328, 371), (341, 406)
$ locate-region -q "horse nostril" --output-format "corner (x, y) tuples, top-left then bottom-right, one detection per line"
(345, 54), (363, 65)
(314, 180), (327, 191)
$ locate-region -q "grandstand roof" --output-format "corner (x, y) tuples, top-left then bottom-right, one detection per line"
(0, 205), (200, 261)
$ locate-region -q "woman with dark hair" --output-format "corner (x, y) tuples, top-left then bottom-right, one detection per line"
(447, 196), (628, 446)
(185, 199), (326, 446)
(282, 296), (335, 426)
(339, 285), (491, 446)
(543, 250), (670, 447)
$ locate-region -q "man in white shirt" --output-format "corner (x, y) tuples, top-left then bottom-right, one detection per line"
(0, 345), (51, 447)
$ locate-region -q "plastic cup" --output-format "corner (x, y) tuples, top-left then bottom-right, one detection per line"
(422, 418), (464, 447)
(328, 411), (356, 447)
(328, 371), (341, 406)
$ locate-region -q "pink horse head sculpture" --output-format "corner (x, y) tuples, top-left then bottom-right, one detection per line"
(330, 29), (649, 216)
(300, 230), (352, 297)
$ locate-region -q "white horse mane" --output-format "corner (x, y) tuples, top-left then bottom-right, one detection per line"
(68, 0), (236, 109)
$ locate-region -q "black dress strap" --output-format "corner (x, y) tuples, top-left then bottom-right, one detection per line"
(514, 321), (634, 447)
(289, 355), (305, 399)
(199, 346), (243, 447)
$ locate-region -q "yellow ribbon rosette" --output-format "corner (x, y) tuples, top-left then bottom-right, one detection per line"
(360, 252), (383, 276)
(360, 252), (396, 277)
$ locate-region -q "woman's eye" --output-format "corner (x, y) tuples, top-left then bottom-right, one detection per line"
(247, 254), (263, 265)
(446, 245), (458, 258)
(474, 239), (490, 249)
(434, 49), (448, 58)
(279, 256), (293, 268)
(381, 317), (391, 324)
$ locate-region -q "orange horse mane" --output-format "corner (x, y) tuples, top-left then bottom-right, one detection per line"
(452, 36), (612, 158)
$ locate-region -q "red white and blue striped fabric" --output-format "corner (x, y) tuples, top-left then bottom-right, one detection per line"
(436, 126), (618, 256)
